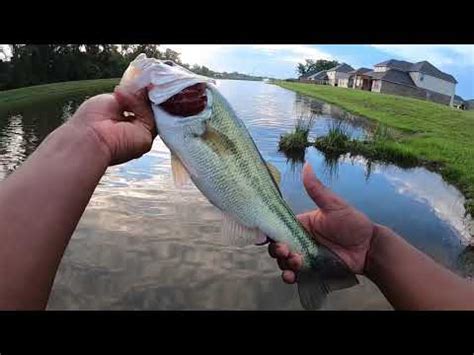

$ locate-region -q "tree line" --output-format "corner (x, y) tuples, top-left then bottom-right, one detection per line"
(296, 59), (340, 77)
(0, 45), (264, 91)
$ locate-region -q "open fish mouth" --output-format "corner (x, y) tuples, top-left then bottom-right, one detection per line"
(159, 83), (208, 117)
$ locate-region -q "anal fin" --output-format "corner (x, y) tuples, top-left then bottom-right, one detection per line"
(221, 213), (264, 247)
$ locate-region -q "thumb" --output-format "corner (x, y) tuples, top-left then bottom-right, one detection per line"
(302, 162), (348, 211)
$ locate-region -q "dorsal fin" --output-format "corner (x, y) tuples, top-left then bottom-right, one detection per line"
(266, 162), (281, 185)
(264, 161), (282, 196)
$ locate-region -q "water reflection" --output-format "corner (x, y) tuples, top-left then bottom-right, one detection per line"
(0, 114), (26, 176)
(319, 153), (342, 183)
(294, 94), (371, 140)
(0, 80), (471, 310)
(0, 97), (86, 180)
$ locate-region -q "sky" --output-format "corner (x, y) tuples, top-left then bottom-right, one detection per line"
(161, 45), (474, 99)
(1, 44), (473, 99)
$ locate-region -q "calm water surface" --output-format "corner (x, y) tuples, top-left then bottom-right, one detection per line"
(0, 80), (471, 310)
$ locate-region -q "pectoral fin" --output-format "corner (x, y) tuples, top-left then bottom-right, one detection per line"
(200, 124), (237, 156)
(170, 153), (191, 187)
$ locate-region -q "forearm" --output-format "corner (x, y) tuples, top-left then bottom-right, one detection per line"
(366, 224), (474, 310)
(0, 123), (109, 309)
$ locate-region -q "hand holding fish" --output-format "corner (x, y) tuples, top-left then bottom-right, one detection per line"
(1, 53), (473, 311)
(269, 163), (375, 283)
(271, 164), (474, 310)
(68, 88), (157, 166)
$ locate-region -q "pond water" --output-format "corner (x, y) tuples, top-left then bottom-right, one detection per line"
(0, 80), (471, 310)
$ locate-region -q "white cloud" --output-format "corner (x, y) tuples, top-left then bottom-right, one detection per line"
(371, 45), (474, 68)
(160, 45), (238, 67)
(250, 45), (334, 63)
(162, 44), (333, 66)
(0, 45), (11, 60)
(159, 45), (335, 78)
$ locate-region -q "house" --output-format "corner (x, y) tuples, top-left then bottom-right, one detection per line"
(453, 95), (467, 110)
(364, 59), (457, 106)
(348, 68), (372, 90)
(297, 58), (460, 107)
(299, 69), (329, 84)
(467, 99), (474, 110)
(298, 70), (316, 82)
(326, 63), (354, 87)
(306, 70), (329, 84)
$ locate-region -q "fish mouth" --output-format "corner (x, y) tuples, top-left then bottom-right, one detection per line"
(159, 83), (208, 117)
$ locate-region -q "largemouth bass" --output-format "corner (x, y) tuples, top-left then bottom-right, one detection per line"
(120, 54), (358, 309)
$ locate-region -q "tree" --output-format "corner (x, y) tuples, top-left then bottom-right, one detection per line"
(0, 44), (263, 90)
(0, 59), (10, 90)
(297, 62), (308, 77)
(126, 44), (161, 61)
(297, 59), (339, 77)
(163, 48), (181, 63)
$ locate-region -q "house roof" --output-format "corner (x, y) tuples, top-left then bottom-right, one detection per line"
(327, 63), (354, 73)
(375, 59), (457, 84)
(367, 69), (417, 88)
(454, 95), (465, 103)
(409, 61), (457, 84)
(348, 67), (372, 75)
(300, 70), (317, 79)
(375, 59), (413, 71)
(308, 70), (328, 80)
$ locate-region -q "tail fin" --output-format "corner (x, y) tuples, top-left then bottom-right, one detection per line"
(297, 247), (359, 310)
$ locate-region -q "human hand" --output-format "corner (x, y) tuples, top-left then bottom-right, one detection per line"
(68, 86), (157, 166)
(268, 163), (376, 283)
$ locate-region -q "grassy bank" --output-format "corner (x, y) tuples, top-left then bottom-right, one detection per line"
(0, 78), (120, 115)
(314, 124), (420, 168)
(275, 81), (474, 216)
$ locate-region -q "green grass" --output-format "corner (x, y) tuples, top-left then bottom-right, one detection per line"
(316, 121), (351, 154)
(278, 113), (315, 153)
(276, 81), (474, 216)
(0, 78), (120, 116)
(314, 125), (420, 169)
